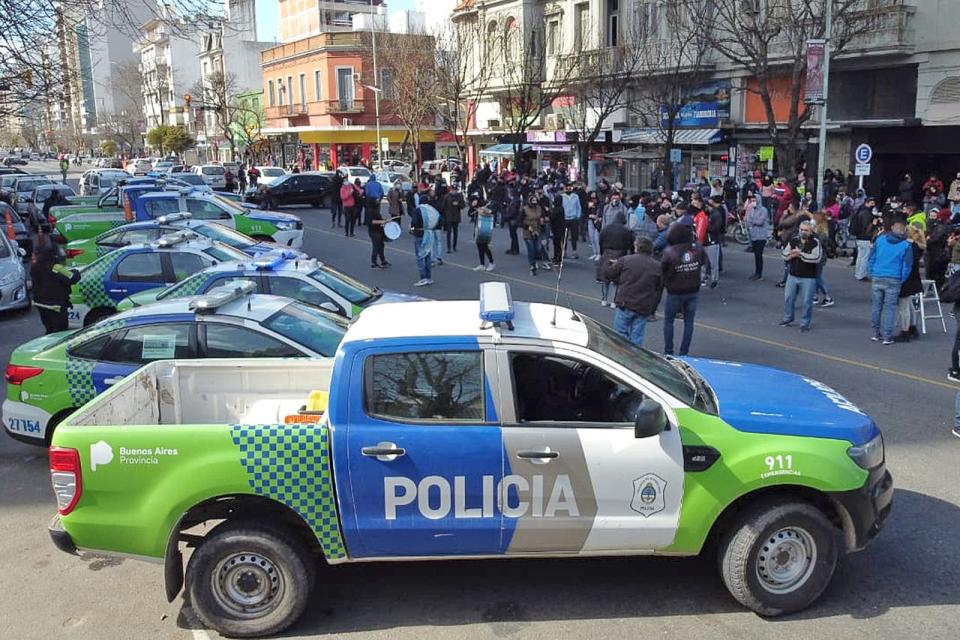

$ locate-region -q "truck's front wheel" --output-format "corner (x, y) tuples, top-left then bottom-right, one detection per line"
(718, 500), (838, 616)
(186, 522), (315, 638)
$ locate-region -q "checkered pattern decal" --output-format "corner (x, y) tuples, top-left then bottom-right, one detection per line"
(230, 424), (346, 560)
(65, 318), (126, 406)
(75, 252), (120, 309)
(172, 273), (210, 297)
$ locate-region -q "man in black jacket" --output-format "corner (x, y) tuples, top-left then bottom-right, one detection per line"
(31, 243), (80, 333)
(850, 196), (880, 280)
(604, 237), (662, 347)
(661, 224), (706, 356)
(780, 220), (822, 332)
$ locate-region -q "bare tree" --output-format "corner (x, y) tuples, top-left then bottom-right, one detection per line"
(491, 19), (581, 171)
(433, 16), (496, 169)
(626, 2), (713, 191)
(375, 30), (439, 172)
(702, 0), (874, 179)
(191, 71), (268, 162)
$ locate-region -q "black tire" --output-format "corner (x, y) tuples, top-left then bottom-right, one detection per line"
(261, 198), (275, 210)
(83, 306), (115, 327)
(186, 521), (315, 638)
(718, 500), (838, 616)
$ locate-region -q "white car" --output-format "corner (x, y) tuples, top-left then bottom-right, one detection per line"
(131, 159), (153, 176)
(192, 164), (227, 190)
(341, 166), (372, 186)
(152, 161), (174, 173)
(0, 232), (27, 311)
(79, 169), (132, 196)
(378, 159), (413, 176)
(255, 166), (287, 186)
(221, 162), (240, 176)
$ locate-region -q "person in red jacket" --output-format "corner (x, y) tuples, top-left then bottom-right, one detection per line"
(923, 173), (944, 196)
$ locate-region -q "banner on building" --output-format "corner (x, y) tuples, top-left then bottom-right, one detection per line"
(660, 81), (731, 128)
(804, 39), (826, 104)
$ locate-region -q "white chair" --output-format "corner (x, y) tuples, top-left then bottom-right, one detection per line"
(919, 279), (947, 334)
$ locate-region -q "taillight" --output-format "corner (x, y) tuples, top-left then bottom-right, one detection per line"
(48, 215), (56, 225)
(5, 364), (43, 385)
(65, 248), (84, 258)
(49, 447), (82, 515)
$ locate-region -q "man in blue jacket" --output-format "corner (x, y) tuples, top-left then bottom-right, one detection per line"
(868, 218), (913, 345)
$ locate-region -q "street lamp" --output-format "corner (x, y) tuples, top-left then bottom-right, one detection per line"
(370, 0), (383, 168)
(814, 1), (832, 210)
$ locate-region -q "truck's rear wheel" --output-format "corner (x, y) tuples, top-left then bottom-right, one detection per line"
(186, 522), (315, 638)
(718, 500), (838, 616)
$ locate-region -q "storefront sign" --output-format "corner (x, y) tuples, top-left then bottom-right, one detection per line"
(758, 146), (775, 162)
(804, 39), (826, 105)
(669, 148), (682, 163)
(660, 81), (731, 128)
(526, 131), (568, 143)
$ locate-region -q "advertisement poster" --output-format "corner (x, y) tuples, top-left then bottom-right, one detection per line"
(804, 39), (826, 104)
(660, 81), (731, 127)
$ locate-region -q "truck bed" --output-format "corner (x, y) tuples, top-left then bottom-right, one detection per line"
(65, 358), (335, 428)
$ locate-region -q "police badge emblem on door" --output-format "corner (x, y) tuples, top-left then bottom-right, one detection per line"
(630, 473), (666, 517)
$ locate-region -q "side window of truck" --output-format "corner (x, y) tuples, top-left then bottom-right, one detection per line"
(143, 199), (181, 219)
(114, 252), (164, 283)
(365, 351), (484, 422)
(510, 352), (645, 425)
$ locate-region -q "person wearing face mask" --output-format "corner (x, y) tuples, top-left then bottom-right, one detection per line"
(779, 220), (822, 332)
(869, 218), (913, 344)
(522, 195), (545, 275)
(560, 184), (582, 259)
(949, 172), (960, 216)
(602, 191), (627, 229)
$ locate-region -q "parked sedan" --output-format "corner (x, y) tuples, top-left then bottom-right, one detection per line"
(341, 166), (372, 186)
(25, 184), (76, 231)
(246, 172), (334, 209)
(373, 171), (413, 194)
(255, 166), (287, 186)
(0, 231), (28, 312)
(0, 202), (33, 258)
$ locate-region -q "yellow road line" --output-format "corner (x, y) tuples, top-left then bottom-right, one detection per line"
(309, 225), (956, 391)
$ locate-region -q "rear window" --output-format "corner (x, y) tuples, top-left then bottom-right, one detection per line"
(202, 167), (225, 176)
(350, 168), (371, 177)
(308, 265), (377, 305)
(203, 244), (251, 262)
(262, 168), (285, 177)
(262, 303), (348, 357)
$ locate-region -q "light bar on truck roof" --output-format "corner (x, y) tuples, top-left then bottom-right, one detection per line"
(251, 249), (300, 271)
(155, 230), (198, 247)
(189, 280), (257, 313)
(480, 281), (514, 327)
(156, 212), (192, 224)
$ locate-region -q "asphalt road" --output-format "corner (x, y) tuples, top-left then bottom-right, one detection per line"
(1, 204), (959, 639)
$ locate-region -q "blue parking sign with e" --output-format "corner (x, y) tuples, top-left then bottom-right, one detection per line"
(855, 144), (872, 164)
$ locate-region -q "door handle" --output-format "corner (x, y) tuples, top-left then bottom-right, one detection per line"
(104, 377), (124, 385)
(516, 449), (559, 460)
(361, 442), (405, 461)
(108, 288), (127, 294)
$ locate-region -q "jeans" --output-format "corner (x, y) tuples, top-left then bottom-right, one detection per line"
(954, 392), (960, 429)
(601, 282), (617, 303)
(952, 309), (960, 371)
(783, 275), (816, 328)
(446, 222), (459, 251)
(344, 204), (358, 235)
(614, 307), (649, 347)
(815, 262), (831, 298)
(564, 218), (579, 253)
(433, 229), (445, 262)
(414, 237), (432, 280)
(588, 222), (601, 256)
(855, 239), (871, 280)
(507, 220), (519, 253)
(870, 276), (900, 340)
(477, 241), (493, 265)
(703, 244), (720, 284)
(524, 236), (539, 267)
(751, 240), (766, 276)
(369, 227), (385, 265)
(663, 292), (699, 355)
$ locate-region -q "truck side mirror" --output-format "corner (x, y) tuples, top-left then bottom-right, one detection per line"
(634, 399), (667, 439)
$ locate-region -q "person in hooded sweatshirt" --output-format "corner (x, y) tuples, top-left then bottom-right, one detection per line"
(868, 218), (914, 345)
(597, 211), (634, 307)
(661, 224), (706, 356)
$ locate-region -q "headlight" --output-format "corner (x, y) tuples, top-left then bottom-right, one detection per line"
(274, 221), (294, 231)
(847, 433), (884, 470)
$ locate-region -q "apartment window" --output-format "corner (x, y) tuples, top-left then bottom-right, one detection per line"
(636, 2), (660, 40)
(380, 68), (394, 100)
(268, 80), (275, 107)
(574, 4), (590, 51)
(314, 70), (321, 101)
(277, 77), (284, 105)
(547, 19), (559, 56)
(336, 67), (354, 108)
(299, 73), (306, 109)
(607, 0), (619, 48)
(286, 74), (293, 112)
(505, 18), (520, 64)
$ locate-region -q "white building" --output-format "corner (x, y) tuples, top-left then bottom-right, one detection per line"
(135, 8), (203, 130)
(415, 0), (458, 34)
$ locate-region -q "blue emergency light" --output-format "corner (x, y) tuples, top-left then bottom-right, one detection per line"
(480, 281), (514, 328)
(251, 249), (298, 271)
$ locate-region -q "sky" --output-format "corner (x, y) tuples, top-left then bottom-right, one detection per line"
(256, 0), (418, 42)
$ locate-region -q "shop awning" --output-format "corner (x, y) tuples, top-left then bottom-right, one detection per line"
(605, 147), (663, 161)
(479, 143), (532, 156)
(619, 128), (723, 146)
(290, 129), (436, 144)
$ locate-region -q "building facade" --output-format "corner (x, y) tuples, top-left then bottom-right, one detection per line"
(135, 8), (203, 131)
(278, 0), (385, 42)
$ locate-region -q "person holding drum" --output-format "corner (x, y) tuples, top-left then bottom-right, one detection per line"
(410, 203), (441, 286)
(365, 186), (392, 270)
(471, 204), (496, 272)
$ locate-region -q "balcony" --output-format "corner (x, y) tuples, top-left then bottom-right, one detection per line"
(325, 99), (364, 114)
(265, 99), (364, 122)
(845, 2), (916, 55)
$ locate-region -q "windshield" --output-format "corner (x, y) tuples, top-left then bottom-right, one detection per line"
(154, 162), (172, 169)
(195, 223), (255, 249)
(210, 195), (246, 215)
(262, 302), (348, 357)
(1, 176), (17, 188)
(202, 166), (225, 176)
(18, 179), (49, 192)
(582, 315), (708, 412)
(349, 168), (371, 177)
(262, 168), (285, 177)
(169, 174), (205, 185)
(308, 265), (377, 305)
(204, 243), (252, 262)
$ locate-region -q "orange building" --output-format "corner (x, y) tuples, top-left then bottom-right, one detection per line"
(261, 31), (436, 169)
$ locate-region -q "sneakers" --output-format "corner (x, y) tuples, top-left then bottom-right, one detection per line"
(779, 320), (794, 327)
(540, 262), (552, 271)
(709, 281), (718, 289)
(571, 252), (579, 259)
(472, 264), (486, 271)
(948, 369), (960, 383)
(953, 428), (960, 439)
(485, 263), (495, 272)
(821, 297), (835, 308)
(600, 300), (609, 308)
(882, 338), (894, 345)
(871, 334), (881, 341)
(749, 274), (761, 281)
(413, 278), (435, 287)
(775, 281), (786, 288)
(435, 258), (444, 266)
(800, 326), (811, 333)
(370, 263), (380, 269)
(381, 261), (391, 268)
(530, 265), (537, 276)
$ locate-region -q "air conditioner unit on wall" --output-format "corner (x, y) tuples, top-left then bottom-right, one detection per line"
(342, 118), (353, 126)
(486, 119), (500, 129)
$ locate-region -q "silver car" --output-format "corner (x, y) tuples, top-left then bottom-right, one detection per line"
(0, 233), (28, 311)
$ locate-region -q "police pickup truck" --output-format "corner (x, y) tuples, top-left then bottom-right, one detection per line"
(46, 283), (891, 637)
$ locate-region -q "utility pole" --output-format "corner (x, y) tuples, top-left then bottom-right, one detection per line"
(815, 0), (832, 211)
(370, 0), (383, 168)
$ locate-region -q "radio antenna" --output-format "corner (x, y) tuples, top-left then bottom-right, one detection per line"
(551, 227), (579, 325)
